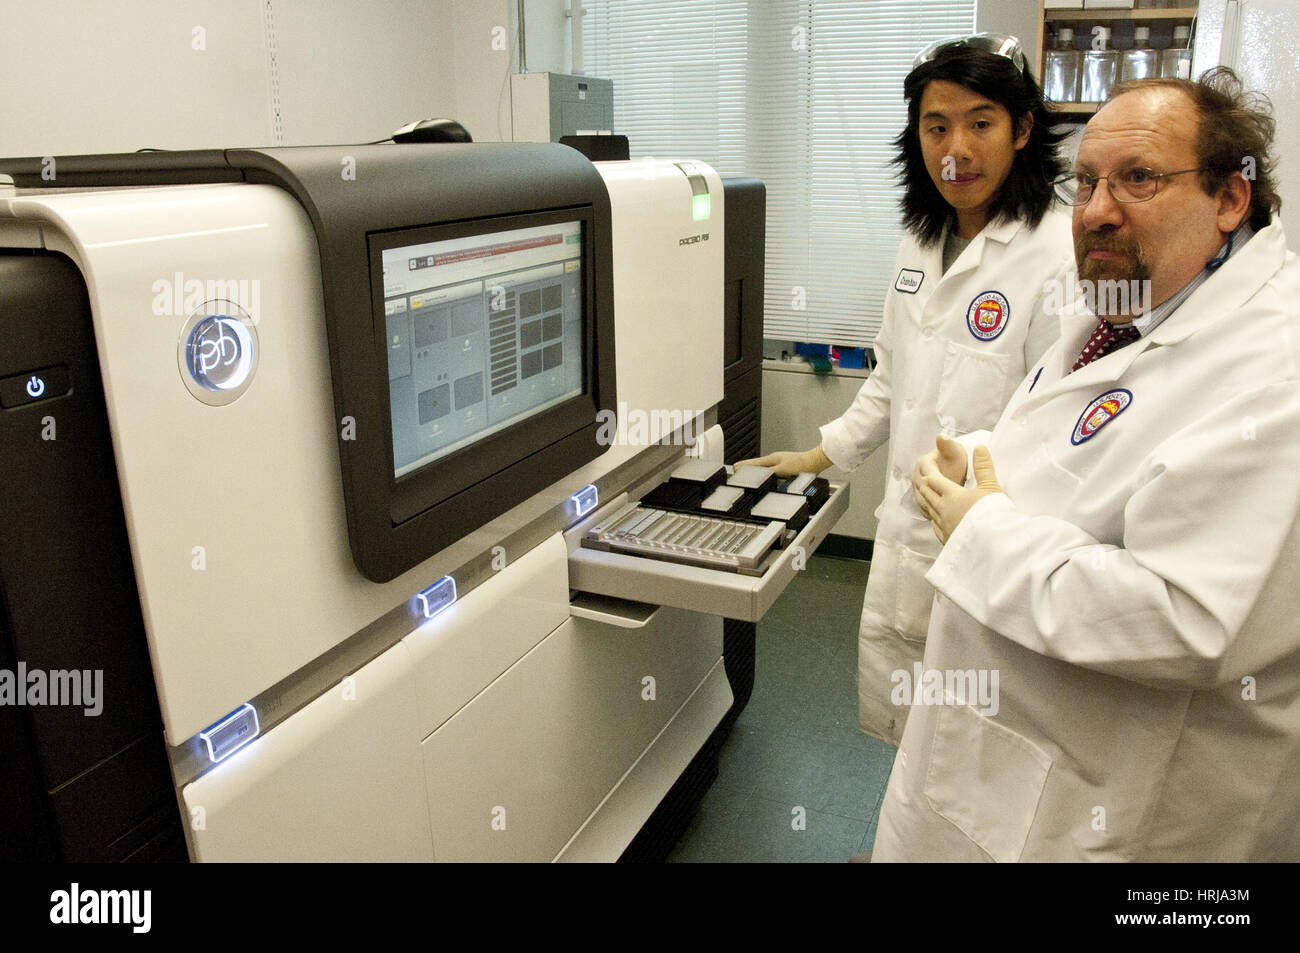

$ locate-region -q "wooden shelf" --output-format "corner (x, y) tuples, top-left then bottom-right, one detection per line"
(1052, 102), (1102, 113)
(1045, 7), (1198, 20)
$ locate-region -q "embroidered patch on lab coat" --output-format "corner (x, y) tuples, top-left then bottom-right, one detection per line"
(966, 291), (1010, 341)
(1072, 388), (1132, 445)
(895, 268), (924, 294)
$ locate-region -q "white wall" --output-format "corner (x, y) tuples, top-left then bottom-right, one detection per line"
(518, 0), (573, 75)
(1192, 0), (1299, 238)
(271, 0), (456, 146)
(448, 0), (515, 142)
(0, 0), (519, 155)
(976, 0), (1041, 79)
(2, 0), (272, 154)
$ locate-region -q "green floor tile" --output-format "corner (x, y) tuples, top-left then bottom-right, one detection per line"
(709, 795), (869, 863)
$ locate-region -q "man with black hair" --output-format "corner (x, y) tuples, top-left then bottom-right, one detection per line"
(886, 68), (1300, 861)
(739, 35), (1074, 746)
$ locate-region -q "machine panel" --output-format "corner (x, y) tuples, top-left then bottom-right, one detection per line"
(421, 608), (723, 862)
(182, 639), (433, 862)
(0, 146), (839, 864)
(4, 184), (422, 745)
(403, 534), (570, 738)
(595, 160), (724, 446)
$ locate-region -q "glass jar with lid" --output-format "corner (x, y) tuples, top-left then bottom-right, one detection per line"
(1045, 27), (1081, 102)
(1081, 27), (1119, 102)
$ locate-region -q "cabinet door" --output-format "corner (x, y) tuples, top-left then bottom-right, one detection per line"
(421, 609), (725, 862)
(182, 640), (432, 862)
(403, 534), (571, 738)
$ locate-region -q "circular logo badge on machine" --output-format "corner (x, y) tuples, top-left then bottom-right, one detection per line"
(177, 300), (259, 405)
(966, 290), (1010, 341)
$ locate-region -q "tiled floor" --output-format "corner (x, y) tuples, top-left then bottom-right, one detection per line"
(667, 553), (899, 862)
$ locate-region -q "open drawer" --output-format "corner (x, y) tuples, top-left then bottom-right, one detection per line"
(565, 481), (849, 622)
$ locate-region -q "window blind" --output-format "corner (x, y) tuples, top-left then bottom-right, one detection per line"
(585, 0), (976, 347)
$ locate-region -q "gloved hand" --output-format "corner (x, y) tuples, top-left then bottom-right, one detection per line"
(734, 446), (832, 477)
(913, 433), (968, 487)
(913, 438), (1003, 544)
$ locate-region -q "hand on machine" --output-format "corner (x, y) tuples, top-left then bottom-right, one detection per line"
(733, 445), (833, 477)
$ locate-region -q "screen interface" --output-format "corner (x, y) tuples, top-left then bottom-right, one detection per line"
(382, 220), (584, 478)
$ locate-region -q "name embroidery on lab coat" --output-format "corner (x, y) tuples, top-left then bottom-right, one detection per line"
(895, 268), (924, 294)
(1072, 388), (1132, 445)
(966, 291), (1010, 341)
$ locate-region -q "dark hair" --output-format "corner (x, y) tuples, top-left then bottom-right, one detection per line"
(893, 48), (1067, 246)
(1108, 67), (1280, 232)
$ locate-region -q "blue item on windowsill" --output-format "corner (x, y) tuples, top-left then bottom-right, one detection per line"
(836, 347), (867, 369)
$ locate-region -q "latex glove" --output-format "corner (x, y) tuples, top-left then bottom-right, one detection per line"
(734, 445), (832, 477)
(913, 433), (968, 488)
(914, 443), (1003, 544)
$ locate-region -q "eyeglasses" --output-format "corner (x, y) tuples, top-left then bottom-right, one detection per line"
(912, 33), (1027, 73)
(1055, 167), (1205, 206)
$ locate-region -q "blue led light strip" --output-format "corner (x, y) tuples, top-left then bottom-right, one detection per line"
(571, 484), (599, 520)
(416, 576), (457, 619)
(199, 702), (260, 763)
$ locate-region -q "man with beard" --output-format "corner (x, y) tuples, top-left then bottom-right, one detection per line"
(875, 68), (1300, 861)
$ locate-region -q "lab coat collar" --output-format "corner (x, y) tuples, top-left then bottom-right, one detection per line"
(1147, 220), (1288, 346)
(978, 213), (1026, 247)
(1039, 221), (1289, 394)
(937, 214), (1026, 280)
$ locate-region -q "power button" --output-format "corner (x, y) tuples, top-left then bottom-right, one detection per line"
(0, 366), (70, 408)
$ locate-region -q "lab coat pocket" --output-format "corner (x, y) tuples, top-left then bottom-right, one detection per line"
(894, 546), (938, 644)
(923, 703), (1052, 863)
(935, 341), (1012, 435)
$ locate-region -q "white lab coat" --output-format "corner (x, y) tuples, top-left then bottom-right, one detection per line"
(819, 211), (1074, 745)
(873, 220), (1300, 861)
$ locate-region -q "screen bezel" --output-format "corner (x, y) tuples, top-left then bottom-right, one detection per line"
(367, 206), (600, 527)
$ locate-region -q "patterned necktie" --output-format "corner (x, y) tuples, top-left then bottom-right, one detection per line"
(1071, 319), (1142, 371)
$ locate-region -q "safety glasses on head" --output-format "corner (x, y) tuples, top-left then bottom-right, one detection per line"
(912, 33), (1027, 74)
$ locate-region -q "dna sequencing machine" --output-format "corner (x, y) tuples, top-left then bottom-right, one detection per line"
(0, 142), (846, 862)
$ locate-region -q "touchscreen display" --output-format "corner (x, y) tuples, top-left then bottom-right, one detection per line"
(381, 220), (584, 478)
